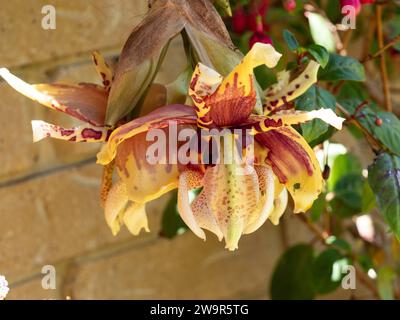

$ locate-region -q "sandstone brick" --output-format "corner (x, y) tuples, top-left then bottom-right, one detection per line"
(58, 224), (284, 300)
(0, 0), (148, 67)
(0, 163), (169, 281)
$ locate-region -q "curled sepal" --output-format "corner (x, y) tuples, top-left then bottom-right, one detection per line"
(104, 181), (149, 236)
(267, 109), (344, 130)
(92, 51), (113, 90)
(31, 120), (110, 143)
(0, 68), (107, 126)
(255, 127), (323, 213)
(264, 61), (320, 113)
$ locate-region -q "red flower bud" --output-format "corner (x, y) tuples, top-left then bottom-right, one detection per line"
(232, 7), (247, 34)
(340, 0), (361, 15)
(284, 0), (296, 12)
(361, 0), (375, 4)
(249, 32), (273, 49)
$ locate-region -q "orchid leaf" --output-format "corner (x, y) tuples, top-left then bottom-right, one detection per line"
(368, 153), (400, 239)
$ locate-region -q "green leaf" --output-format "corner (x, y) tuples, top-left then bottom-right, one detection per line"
(312, 249), (348, 294)
(372, 112), (400, 156)
(160, 191), (188, 239)
(283, 29), (299, 51)
(270, 244), (316, 300)
(377, 266), (395, 300)
(307, 12), (336, 52)
(339, 101), (400, 156)
(318, 54), (366, 82)
(334, 174), (364, 211)
(295, 85), (336, 143)
(328, 153), (362, 191)
(307, 44), (329, 68)
(212, 0), (232, 16)
(362, 181), (376, 213)
(368, 153), (400, 238)
(310, 193), (326, 222)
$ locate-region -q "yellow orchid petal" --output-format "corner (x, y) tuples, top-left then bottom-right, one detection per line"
(256, 126), (323, 213)
(115, 130), (180, 204)
(31, 120), (110, 143)
(123, 202), (150, 236)
(92, 51), (113, 90)
(219, 42), (281, 97)
(188, 43), (282, 127)
(269, 188), (289, 225)
(97, 104), (197, 165)
(264, 61), (320, 113)
(177, 170), (206, 240)
(243, 165), (275, 234)
(268, 109), (345, 130)
(189, 63), (223, 127)
(104, 180), (149, 236)
(0, 68), (107, 126)
(248, 108), (344, 135)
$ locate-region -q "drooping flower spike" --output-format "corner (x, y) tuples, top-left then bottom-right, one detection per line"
(97, 43), (345, 250)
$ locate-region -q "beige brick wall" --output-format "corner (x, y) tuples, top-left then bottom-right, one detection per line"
(0, 0), (370, 300)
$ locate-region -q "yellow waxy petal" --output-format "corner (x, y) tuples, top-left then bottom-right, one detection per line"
(268, 109), (345, 130)
(104, 181), (149, 236)
(123, 203), (150, 236)
(269, 188), (289, 225)
(97, 104), (197, 165)
(188, 43), (282, 127)
(256, 126), (323, 213)
(218, 42), (282, 97)
(115, 130), (180, 204)
(264, 61), (320, 113)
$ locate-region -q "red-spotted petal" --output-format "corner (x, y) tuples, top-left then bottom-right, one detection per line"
(31, 120), (110, 143)
(97, 104), (197, 165)
(0, 68), (108, 126)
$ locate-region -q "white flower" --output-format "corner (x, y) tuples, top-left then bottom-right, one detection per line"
(0, 275), (10, 300)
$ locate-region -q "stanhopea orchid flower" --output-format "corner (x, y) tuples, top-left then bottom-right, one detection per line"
(97, 43), (344, 250)
(0, 43), (344, 251)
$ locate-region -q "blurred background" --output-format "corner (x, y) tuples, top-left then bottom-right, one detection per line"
(0, 0), (374, 299)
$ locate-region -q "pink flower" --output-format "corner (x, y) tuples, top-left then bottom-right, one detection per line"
(249, 32), (273, 48)
(340, 0), (361, 15)
(284, 0), (296, 12)
(232, 7), (247, 34)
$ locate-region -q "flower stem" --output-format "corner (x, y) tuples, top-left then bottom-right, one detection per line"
(375, 5), (392, 112)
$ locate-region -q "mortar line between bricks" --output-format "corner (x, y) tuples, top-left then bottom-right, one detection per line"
(0, 157), (96, 189)
(0, 45), (121, 74)
(8, 236), (160, 288)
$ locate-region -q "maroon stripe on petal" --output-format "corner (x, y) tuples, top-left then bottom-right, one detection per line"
(255, 128), (314, 184)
